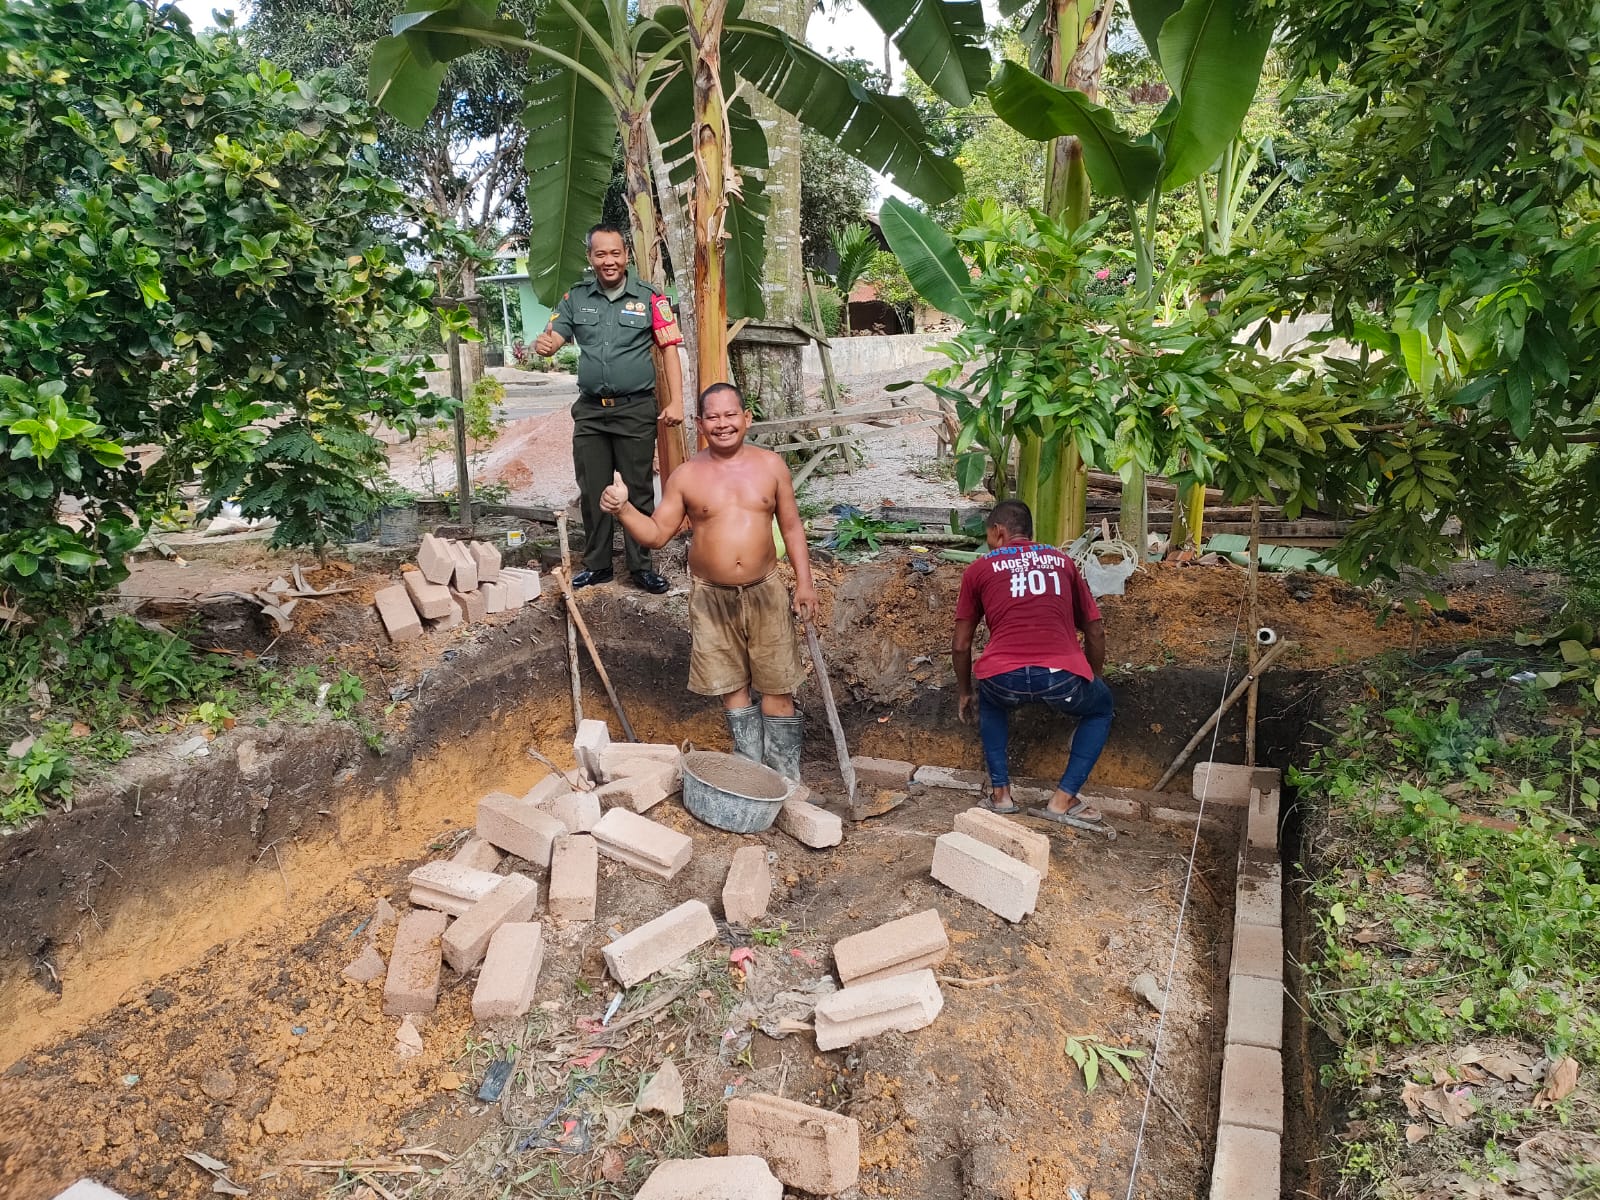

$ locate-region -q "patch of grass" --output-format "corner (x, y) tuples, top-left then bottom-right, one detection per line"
(1299, 658), (1600, 1196)
(796, 492), (828, 523)
(436, 952), (748, 1198)
(0, 614), (382, 827)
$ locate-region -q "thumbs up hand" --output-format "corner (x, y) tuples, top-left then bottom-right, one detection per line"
(600, 470), (629, 514)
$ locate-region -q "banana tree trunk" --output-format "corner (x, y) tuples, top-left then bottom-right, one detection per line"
(687, 0), (732, 396)
(730, 0), (809, 420)
(1015, 422), (1086, 546)
(1016, 0), (1112, 546)
(621, 109), (689, 480)
(646, 125), (698, 407)
(1168, 478), (1206, 552)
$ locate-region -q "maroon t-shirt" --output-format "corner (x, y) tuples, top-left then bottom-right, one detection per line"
(955, 538), (1102, 681)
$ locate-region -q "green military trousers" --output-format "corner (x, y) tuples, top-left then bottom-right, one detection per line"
(571, 393), (658, 574)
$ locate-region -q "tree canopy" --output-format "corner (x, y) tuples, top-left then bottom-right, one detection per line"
(1230, 0), (1600, 577)
(0, 0), (459, 608)
(245, 0), (538, 260)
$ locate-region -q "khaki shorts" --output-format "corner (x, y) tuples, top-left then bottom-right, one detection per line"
(688, 570), (806, 697)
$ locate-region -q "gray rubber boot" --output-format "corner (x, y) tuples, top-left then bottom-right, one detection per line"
(762, 713), (804, 782)
(725, 704), (763, 762)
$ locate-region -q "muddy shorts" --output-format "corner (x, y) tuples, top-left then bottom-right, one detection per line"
(687, 570), (806, 698)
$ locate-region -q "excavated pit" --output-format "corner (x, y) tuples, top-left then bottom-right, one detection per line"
(0, 598), (1316, 1200)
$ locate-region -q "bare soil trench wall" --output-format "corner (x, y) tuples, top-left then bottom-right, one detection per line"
(0, 607), (1318, 1199)
(0, 608), (1312, 990)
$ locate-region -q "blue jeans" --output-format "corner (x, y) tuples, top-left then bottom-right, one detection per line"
(977, 667), (1115, 796)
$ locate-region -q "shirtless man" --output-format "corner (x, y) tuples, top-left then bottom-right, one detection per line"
(601, 382), (818, 780)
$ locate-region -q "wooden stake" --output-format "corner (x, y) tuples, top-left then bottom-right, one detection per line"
(446, 327), (472, 528)
(1246, 498), (1261, 767)
(553, 565), (638, 742)
(556, 512), (582, 730)
(1152, 638), (1293, 792)
(804, 272), (843, 415)
(804, 621), (856, 805)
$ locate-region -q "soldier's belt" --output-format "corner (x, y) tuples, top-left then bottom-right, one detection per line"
(582, 390), (652, 407)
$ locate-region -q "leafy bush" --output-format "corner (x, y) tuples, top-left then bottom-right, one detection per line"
(863, 251), (917, 332)
(811, 287), (844, 338)
(1230, 0), (1600, 578)
(0, 741), (72, 826)
(466, 376), (507, 444)
(0, 0), (465, 613)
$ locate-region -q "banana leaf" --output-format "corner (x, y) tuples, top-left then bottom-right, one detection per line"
(852, 0), (990, 106)
(988, 61), (1161, 202)
(877, 197), (975, 324)
(1154, 0), (1272, 191)
(723, 19), (963, 204)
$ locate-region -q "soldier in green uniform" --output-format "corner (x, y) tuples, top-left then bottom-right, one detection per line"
(534, 223), (683, 593)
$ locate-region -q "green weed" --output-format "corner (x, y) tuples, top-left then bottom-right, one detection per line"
(750, 922), (789, 947)
(831, 514), (919, 552)
(0, 740), (71, 823)
(1063, 1035), (1144, 1092)
(1, 615), (381, 827)
(1301, 661), (1600, 1194)
(323, 671), (366, 719)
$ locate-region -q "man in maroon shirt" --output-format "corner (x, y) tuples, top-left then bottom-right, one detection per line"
(952, 500), (1114, 824)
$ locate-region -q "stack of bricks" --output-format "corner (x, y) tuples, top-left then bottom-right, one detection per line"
(374, 531), (542, 643)
(813, 968), (944, 1050)
(1198, 765), (1286, 1200)
(807, 910), (950, 1050)
(366, 770), (590, 1028)
(930, 807), (1047, 923)
(832, 909), (948, 986)
(575, 720), (686, 815)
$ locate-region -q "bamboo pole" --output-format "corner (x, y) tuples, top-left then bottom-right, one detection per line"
(556, 512), (582, 730)
(1152, 637), (1293, 792)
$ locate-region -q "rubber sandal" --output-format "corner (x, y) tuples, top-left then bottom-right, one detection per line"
(1030, 800), (1104, 825)
(978, 797), (1021, 815)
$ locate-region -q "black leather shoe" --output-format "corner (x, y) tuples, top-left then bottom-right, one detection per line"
(571, 568), (613, 589)
(632, 569), (669, 595)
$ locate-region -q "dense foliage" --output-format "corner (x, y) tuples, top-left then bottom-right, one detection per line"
(0, 0), (459, 609)
(1230, 0), (1600, 578)
(245, 0), (539, 256)
(899, 201), (1365, 517)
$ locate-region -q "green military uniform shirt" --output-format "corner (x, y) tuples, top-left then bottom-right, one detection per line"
(549, 274), (681, 400)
